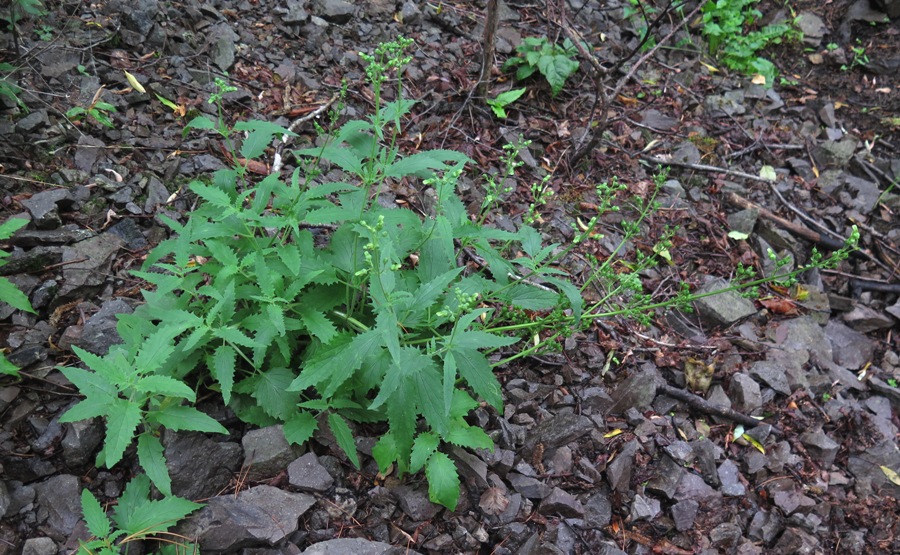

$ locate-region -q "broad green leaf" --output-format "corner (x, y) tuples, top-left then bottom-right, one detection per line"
(56, 364), (118, 412)
(418, 216), (455, 283)
(425, 451), (460, 509)
(327, 412), (360, 469)
(453, 329), (520, 351)
(279, 243), (301, 276)
(380, 98), (416, 123)
(450, 347), (503, 410)
(449, 389), (479, 419)
(283, 411), (318, 446)
(267, 303), (286, 336)
(413, 362), (448, 436)
(190, 182), (233, 211)
(372, 433), (399, 474)
(727, 230), (750, 240)
(0, 277), (34, 313)
(385, 150), (470, 179)
(442, 355), (456, 422)
(134, 375), (195, 400)
(298, 307), (337, 344)
(149, 404), (228, 434)
(133, 327), (179, 375)
(59, 398), (109, 422)
(210, 344), (236, 404)
(542, 274), (583, 322)
(103, 398), (143, 467)
(445, 423), (493, 450)
(410, 431), (440, 473)
(81, 489), (111, 539)
(251, 367), (299, 420)
(137, 433), (171, 496)
(234, 120), (294, 160)
(120, 494), (202, 536)
(537, 52), (578, 96)
(0, 216), (28, 240)
(184, 115), (216, 134)
(759, 165), (777, 182)
(213, 326), (257, 348)
(386, 382), (416, 475)
(0, 355), (20, 377)
(506, 282), (559, 310)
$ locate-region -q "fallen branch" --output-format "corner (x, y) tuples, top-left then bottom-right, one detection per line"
(657, 383), (783, 436)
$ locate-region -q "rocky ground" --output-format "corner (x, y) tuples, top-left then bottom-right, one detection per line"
(1, 0), (899, 554)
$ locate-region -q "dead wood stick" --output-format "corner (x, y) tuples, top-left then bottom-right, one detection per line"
(657, 383), (783, 436)
(724, 192), (848, 251)
(476, 0), (500, 99)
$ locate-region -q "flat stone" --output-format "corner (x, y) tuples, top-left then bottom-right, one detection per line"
(59, 233), (125, 297)
(75, 298), (134, 355)
(671, 499), (699, 531)
(180, 486), (315, 552)
(629, 494), (660, 521)
(22, 537), (57, 555)
(814, 138), (858, 169)
(523, 412), (593, 454)
(606, 440), (639, 493)
(748, 360), (791, 396)
(33, 474), (81, 541)
(582, 492), (612, 528)
(710, 522), (742, 548)
(21, 189), (72, 230)
(646, 455), (684, 499)
(538, 487), (584, 518)
(841, 304), (895, 333)
(164, 431), (242, 500)
(773, 527), (819, 554)
(243, 425), (305, 481)
(729, 373), (762, 414)
(748, 509), (784, 543)
(825, 320), (875, 369)
(312, 0), (355, 23)
(608, 364), (662, 414)
(299, 538), (422, 555)
(508, 472), (552, 499)
(772, 488), (816, 515)
(800, 429), (839, 468)
(674, 472), (718, 502)
(287, 452), (334, 493)
(717, 459), (746, 497)
(393, 485), (441, 521)
(693, 277), (756, 327)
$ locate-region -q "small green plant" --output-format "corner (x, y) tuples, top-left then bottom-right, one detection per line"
(0, 63), (26, 110)
(35, 23), (52, 40)
(841, 42), (869, 71)
(888, 378), (898, 388)
(77, 475), (201, 555)
(0, 217), (35, 377)
(502, 37), (580, 97)
(486, 87), (526, 118)
(66, 87), (117, 128)
(700, 0), (797, 86)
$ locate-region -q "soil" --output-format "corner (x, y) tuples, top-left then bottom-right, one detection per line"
(1, 0), (899, 554)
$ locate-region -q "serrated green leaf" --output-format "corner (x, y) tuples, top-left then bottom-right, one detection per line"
(234, 120), (293, 160)
(184, 115), (216, 133)
(251, 367), (299, 420)
(372, 433), (398, 474)
(283, 411), (318, 446)
(453, 329), (520, 351)
(425, 451), (460, 509)
(414, 362), (447, 436)
(449, 389), (479, 419)
(0, 277), (34, 313)
(542, 274), (583, 322)
(213, 326), (257, 348)
(298, 306), (337, 343)
(120, 494), (202, 536)
(210, 344), (236, 404)
(0, 355), (20, 377)
(56, 365), (118, 415)
(445, 423), (493, 450)
(81, 488), (111, 539)
(450, 347), (503, 410)
(137, 433), (171, 496)
(190, 182), (233, 211)
(327, 412), (359, 469)
(410, 432), (440, 473)
(149, 404), (227, 434)
(103, 398), (142, 467)
(385, 150), (470, 179)
(442, 355), (456, 422)
(266, 303), (286, 336)
(507, 282), (559, 310)
(133, 327), (179, 376)
(134, 375), (195, 400)
(0, 216), (28, 240)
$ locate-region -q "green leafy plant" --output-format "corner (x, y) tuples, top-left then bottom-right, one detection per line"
(66, 86), (117, 128)
(841, 41), (869, 71)
(76, 475), (201, 555)
(700, 0), (797, 86)
(57, 35), (861, 525)
(0, 217), (35, 377)
(486, 87), (526, 118)
(502, 37), (580, 97)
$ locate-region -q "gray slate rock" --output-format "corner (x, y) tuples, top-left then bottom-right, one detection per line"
(0, 480), (8, 518)
(841, 304), (895, 333)
(181, 486), (315, 552)
(709, 522), (742, 548)
(243, 425), (304, 481)
(800, 429), (839, 468)
(748, 360), (791, 396)
(75, 299), (134, 355)
(582, 492), (612, 527)
(538, 487), (584, 518)
(508, 472), (552, 499)
(523, 412), (593, 453)
(59, 233), (124, 298)
(674, 472), (718, 502)
(847, 439), (900, 497)
(825, 320), (874, 369)
(671, 499), (699, 531)
(312, 0), (355, 23)
(606, 440), (639, 493)
(646, 455), (684, 499)
(608, 364), (662, 414)
(748, 509), (783, 543)
(33, 474), (82, 541)
(774, 527), (820, 554)
(693, 277), (756, 327)
(729, 373), (762, 414)
(393, 485), (441, 521)
(21, 189), (72, 229)
(164, 431), (242, 500)
(717, 459), (746, 496)
(299, 538), (422, 555)
(22, 537), (57, 555)
(108, 218), (148, 250)
(61, 418), (104, 467)
(629, 494), (660, 521)
(813, 138), (858, 169)
(287, 452), (334, 493)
